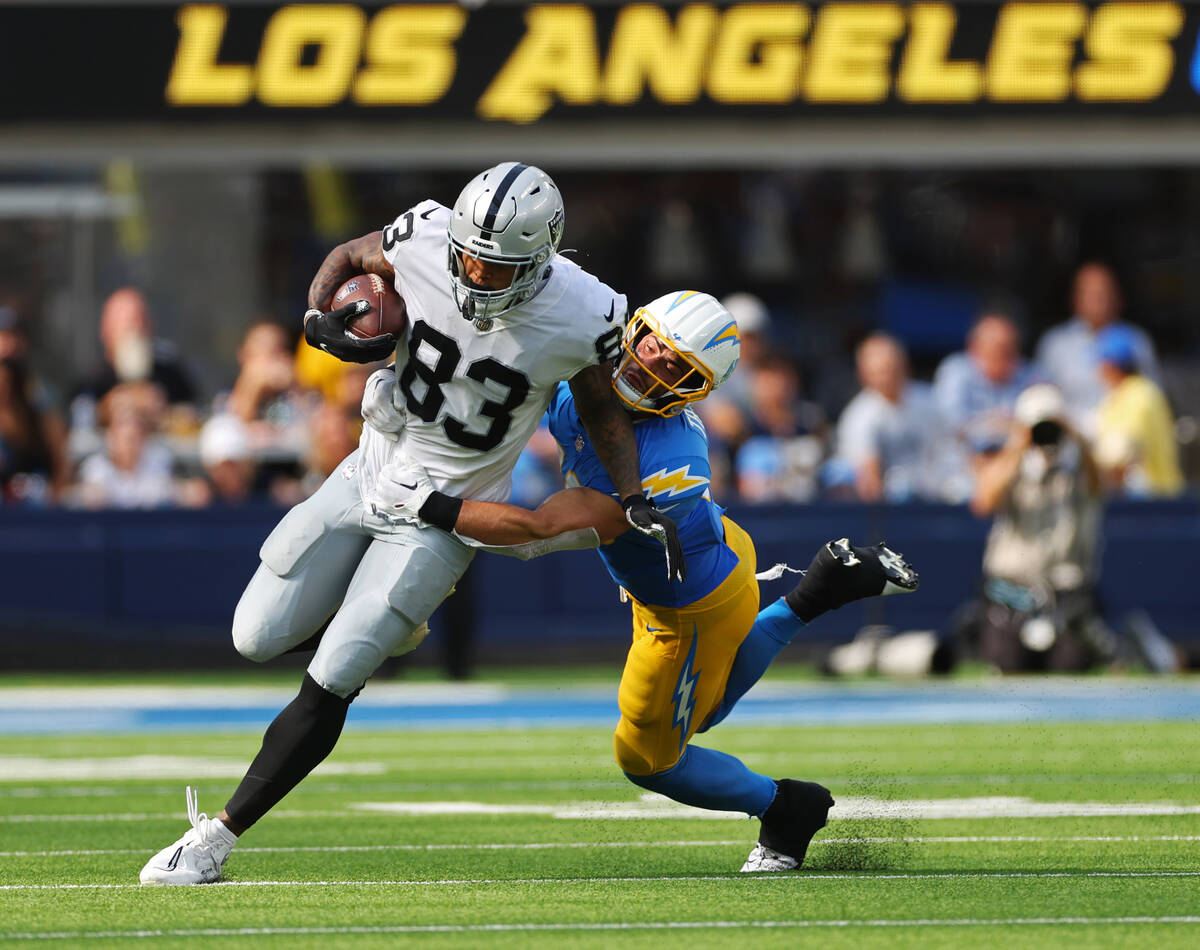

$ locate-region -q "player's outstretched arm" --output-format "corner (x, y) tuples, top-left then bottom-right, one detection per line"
(456, 487), (628, 547)
(371, 461), (625, 546)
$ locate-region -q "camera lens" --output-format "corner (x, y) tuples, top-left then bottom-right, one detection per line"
(1030, 420), (1063, 445)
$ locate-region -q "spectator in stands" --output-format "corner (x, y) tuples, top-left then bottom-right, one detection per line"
(1091, 326), (1184, 497)
(0, 307), (69, 500)
(1035, 262), (1161, 429)
(74, 288), (198, 408)
(695, 294), (779, 496)
(700, 293), (773, 423)
(293, 333), (355, 405)
(220, 320), (314, 465)
(197, 413), (262, 506)
(732, 355), (827, 502)
(227, 322), (296, 421)
(73, 383), (178, 509)
(0, 306), (42, 372)
(933, 311), (1043, 453)
(957, 383), (1114, 672)
(298, 402), (360, 500)
(0, 357), (59, 504)
(829, 333), (942, 502)
(328, 362), (375, 423)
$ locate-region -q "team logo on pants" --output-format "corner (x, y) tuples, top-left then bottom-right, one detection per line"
(672, 627), (701, 752)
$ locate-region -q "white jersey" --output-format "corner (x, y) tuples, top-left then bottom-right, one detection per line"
(362, 199), (627, 504)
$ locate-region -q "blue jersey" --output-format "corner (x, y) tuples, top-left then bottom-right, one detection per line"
(546, 382), (739, 607)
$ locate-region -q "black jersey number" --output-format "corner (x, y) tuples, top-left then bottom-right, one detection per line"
(382, 212), (415, 251)
(399, 320), (531, 453)
(399, 321), (459, 423)
(594, 325), (623, 363)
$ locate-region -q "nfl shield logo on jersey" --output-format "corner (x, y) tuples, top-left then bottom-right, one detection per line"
(575, 434), (586, 452)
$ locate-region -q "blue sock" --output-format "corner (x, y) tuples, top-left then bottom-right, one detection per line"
(625, 744), (776, 818)
(700, 598), (805, 732)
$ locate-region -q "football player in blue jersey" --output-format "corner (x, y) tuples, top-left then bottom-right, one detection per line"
(373, 290), (918, 872)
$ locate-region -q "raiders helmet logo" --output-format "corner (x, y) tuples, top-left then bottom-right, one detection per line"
(548, 207), (565, 249)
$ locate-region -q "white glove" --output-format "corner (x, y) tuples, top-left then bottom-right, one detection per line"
(361, 367), (406, 442)
(371, 458), (434, 525)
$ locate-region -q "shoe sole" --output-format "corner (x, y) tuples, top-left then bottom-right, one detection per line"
(827, 539), (919, 595)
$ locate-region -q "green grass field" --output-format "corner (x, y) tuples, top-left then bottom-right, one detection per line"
(1, 688), (1198, 948)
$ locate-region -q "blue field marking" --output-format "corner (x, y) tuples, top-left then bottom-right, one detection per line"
(1, 680), (1199, 735)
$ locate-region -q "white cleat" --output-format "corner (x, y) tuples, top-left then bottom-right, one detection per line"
(139, 786), (237, 885)
(740, 843), (800, 872)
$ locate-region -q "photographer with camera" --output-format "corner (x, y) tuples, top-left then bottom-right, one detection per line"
(959, 384), (1115, 672)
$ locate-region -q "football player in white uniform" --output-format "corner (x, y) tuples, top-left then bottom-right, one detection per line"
(139, 162), (683, 885)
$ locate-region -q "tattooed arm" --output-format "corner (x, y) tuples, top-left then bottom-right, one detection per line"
(303, 232), (397, 364)
(569, 361), (642, 500)
(307, 232), (395, 311)
(569, 361), (686, 581)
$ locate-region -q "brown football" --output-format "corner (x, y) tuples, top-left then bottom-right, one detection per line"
(332, 273), (407, 340)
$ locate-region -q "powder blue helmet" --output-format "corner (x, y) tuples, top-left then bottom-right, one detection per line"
(613, 290), (741, 417)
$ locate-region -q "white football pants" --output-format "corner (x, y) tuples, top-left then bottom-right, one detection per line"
(231, 450), (474, 697)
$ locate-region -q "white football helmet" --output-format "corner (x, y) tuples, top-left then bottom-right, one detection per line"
(448, 162), (565, 320)
(613, 290), (741, 417)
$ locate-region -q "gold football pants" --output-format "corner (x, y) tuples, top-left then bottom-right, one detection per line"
(613, 517), (760, 776)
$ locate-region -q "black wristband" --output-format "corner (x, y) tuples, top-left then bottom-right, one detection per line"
(418, 491), (463, 532)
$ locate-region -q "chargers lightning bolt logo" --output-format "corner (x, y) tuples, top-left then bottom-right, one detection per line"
(672, 626), (701, 752)
(642, 466), (708, 499)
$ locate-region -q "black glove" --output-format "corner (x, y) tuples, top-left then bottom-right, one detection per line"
(622, 493), (686, 583)
(303, 301), (396, 364)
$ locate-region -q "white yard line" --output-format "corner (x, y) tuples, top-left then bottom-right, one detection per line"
(350, 796), (1200, 820)
(0, 684), (508, 708)
(4, 871), (1200, 891)
(0, 756), (387, 782)
(8, 791), (1200, 822)
(4, 835), (1200, 859)
(4, 774), (1198, 798)
(0, 755), (610, 780)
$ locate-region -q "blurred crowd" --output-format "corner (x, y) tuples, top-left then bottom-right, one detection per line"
(0, 257), (1190, 514)
(693, 259), (1185, 507)
(0, 288), (366, 510)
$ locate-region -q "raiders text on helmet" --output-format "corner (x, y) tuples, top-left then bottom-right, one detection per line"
(448, 162), (565, 321)
(613, 290), (742, 417)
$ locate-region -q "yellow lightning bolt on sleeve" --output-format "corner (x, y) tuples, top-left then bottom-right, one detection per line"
(641, 466), (709, 499)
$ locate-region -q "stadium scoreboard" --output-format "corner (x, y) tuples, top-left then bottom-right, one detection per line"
(3, 1), (1200, 124)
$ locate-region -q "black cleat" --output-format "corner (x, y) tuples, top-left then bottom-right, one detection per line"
(785, 539), (918, 623)
(741, 779), (834, 872)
